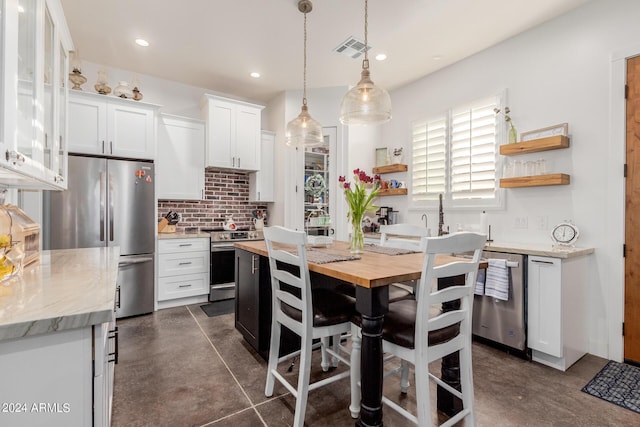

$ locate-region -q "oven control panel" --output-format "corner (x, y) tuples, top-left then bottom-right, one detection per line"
(210, 230), (264, 242)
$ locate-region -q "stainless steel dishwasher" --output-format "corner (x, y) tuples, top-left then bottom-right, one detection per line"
(472, 250), (527, 352)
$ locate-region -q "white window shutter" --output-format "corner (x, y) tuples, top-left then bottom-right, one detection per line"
(412, 116), (447, 202)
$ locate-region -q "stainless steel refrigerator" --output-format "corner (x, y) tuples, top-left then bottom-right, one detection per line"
(43, 154), (155, 318)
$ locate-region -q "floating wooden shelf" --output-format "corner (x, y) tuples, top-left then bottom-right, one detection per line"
(372, 164), (408, 174)
(500, 135), (569, 156)
(378, 188), (408, 196)
(500, 173), (570, 188)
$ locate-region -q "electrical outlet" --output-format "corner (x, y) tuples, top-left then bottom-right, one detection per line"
(177, 213), (182, 222)
(514, 216), (529, 229)
(536, 215), (548, 231)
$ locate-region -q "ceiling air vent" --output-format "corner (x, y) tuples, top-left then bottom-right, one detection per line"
(333, 36), (371, 59)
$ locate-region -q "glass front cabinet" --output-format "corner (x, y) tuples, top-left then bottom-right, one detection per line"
(303, 127), (337, 236)
(0, 0), (73, 189)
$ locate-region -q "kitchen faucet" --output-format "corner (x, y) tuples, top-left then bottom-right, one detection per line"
(421, 213), (429, 235)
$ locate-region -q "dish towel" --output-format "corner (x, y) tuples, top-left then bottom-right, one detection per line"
(475, 269), (486, 295)
(484, 259), (510, 301)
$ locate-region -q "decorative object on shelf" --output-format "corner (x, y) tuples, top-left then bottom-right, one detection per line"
(68, 50), (87, 90)
(113, 80), (133, 98)
(132, 76), (143, 101)
(339, 168), (381, 253)
(375, 147), (388, 166)
(521, 123), (568, 142)
(551, 220), (579, 249)
(94, 69), (111, 95)
(304, 173), (326, 197)
(285, 0), (323, 147)
(0, 206), (25, 283)
(494, 106), (517, 144)
(339, 0), (392, 125)
(392, 147), (403, 164)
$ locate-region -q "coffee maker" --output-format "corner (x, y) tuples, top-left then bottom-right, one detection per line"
(377, 206), (395, 225)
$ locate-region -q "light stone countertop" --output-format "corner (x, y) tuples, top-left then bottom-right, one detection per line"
(0, 247), (120, 342)
(157, 232), (211, 240)
(483, 241), (594, 258)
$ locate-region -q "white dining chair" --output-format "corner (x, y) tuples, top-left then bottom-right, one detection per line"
(263, 226), (354, 427)
(381, 232), (485, 426)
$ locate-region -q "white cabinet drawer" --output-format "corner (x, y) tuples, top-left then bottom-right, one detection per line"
(159, 252), (208, 276)
(159, 238), (209, 253)
(158, 273), (209, 301)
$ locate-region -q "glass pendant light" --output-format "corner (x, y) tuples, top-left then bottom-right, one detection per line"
(286, 0), (323, 148)
(339, 0), (392, 125)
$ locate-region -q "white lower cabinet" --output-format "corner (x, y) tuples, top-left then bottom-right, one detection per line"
(249, 130), (275, 202)
(0, 321), (116, 427)
(158, 238), (210, 308)
(528, 255), (589, 371)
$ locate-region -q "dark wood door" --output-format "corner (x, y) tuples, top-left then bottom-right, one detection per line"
(625, 55), (640, 364)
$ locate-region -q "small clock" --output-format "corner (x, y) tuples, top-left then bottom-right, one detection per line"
(551, 221), (579, 247)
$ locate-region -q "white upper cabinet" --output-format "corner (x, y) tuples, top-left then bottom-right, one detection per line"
(68, 91), (159, 160)
(249, 131), (275, 202)
(157, 114), (205, 200)
(0, 0), (73, 190)
(201, 94), (264, 171)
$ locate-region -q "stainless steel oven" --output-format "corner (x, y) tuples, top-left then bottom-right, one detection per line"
(206, 229), (264, 302)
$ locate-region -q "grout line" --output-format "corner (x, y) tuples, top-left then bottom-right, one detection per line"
(186, 305), (275, 427)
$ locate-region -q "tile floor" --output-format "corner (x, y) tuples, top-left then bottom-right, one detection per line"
(111, 304), (640, 426)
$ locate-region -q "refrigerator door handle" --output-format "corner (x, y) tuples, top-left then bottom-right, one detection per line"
(118, 255), (154, 266)
(100, 172), (106, 241)
(109, 173), (114, 241)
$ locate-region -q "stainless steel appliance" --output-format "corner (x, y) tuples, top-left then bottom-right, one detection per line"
(204, 228), (263, 302)
(43, 155), (155, 318)
(472, 251), (527, 352)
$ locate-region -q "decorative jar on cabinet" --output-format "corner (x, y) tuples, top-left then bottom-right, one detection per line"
(200, 94), (264, 171)
(0, 0), (73, 189)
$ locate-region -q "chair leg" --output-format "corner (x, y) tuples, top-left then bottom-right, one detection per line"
(293, 335), (313, 427)
(414, 359), (432, 427)
(332, 334), (341, 367)
(321, 336), (330, 372)
(265, 320), (281, 397)
(349, 324), (361, 419)
(400, 359), (410, 393)
(459, 342), (476, 425)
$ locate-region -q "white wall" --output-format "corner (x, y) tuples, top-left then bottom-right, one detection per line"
(381, 0), (640, 360)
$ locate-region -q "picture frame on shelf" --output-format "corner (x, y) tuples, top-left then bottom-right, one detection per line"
(376, 147), (389, 167)
(520, 123), (569, 142)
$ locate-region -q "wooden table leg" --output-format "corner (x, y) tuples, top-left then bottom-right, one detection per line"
(355, 286), (389, 427)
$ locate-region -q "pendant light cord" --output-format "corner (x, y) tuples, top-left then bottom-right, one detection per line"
(303, 11), (308, 107)
(363, 0), (369, 70)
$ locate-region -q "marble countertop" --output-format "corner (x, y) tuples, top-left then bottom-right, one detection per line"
(158, 232), (211, 240)
(0, 247), (120, 342)
(483, 241), (594, 258)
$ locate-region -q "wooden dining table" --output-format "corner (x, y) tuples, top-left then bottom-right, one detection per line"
(235, 239), (486, 427)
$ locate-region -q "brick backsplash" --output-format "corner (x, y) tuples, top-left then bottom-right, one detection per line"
(158, 168), (268, 232)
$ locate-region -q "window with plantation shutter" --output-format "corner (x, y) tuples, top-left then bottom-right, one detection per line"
(411, 95), (501, 208)
(412, 116), (446, 202)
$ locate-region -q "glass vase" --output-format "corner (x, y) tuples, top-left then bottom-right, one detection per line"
(508, 124), (518, 144)
(350, 213), (365, 254)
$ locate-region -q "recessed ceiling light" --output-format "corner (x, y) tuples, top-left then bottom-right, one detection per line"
(135, 39), (149, 47)
(432, 55), (443, 61)
(375, 53), (387, 61)
(250, 72), (261, 78)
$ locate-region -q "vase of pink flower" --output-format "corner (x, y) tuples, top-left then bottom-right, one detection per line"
(339, 169), (381, 254)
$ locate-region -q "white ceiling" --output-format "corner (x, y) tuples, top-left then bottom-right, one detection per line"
(60, 0), (591, 103)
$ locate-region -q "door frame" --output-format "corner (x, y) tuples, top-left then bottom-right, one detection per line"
(610, 45), (640, 362)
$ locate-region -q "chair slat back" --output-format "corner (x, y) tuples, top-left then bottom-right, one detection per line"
(415, 232), (485, 352)
(263, 226), (313, 325)
(380, 223), (429, 252)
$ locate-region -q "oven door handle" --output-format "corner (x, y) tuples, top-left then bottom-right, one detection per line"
(211, 246), (235, 252)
